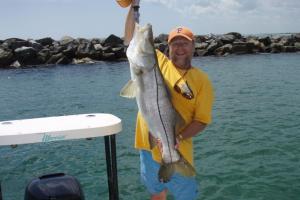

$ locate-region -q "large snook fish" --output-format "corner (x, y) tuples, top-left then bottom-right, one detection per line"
(120, 23), (195, 182)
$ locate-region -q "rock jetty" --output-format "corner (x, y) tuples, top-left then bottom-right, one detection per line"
(1, 33), (300, 68)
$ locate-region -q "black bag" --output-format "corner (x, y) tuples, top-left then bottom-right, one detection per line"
(24, 173), (85, 200)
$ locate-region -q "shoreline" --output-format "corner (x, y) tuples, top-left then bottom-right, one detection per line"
(1, 32), (300, 69)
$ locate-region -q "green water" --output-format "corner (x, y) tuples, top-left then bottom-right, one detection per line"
(0, 53), (300, 200)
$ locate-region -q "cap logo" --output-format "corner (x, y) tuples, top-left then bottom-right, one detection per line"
(177, 28), (183, 33)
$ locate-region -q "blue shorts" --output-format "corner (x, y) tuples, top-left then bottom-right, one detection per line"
(140, 150), (199, 200)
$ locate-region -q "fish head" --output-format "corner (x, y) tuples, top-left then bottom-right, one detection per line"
(126, 23), (156, 75)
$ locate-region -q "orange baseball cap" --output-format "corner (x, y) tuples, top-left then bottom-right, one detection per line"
(116, 0), (132, 8)
(168, 26), (195, 43)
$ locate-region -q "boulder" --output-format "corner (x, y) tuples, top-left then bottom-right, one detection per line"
(225, 32), (242, 40)
(37, 49), (52, 64)
(91, 38), (104, 45)
(247, 39), (266, 53)
(195, 42), (208, 49)
(51, 41), (65, 54)
(219, 34), (235, 44)
(76, 42), (96, 59)
(76, 38), (90, 44)
(73, 57), (95, 64)
(194, 49), (209, 57)
(0, 47), (14, 68)
(154, 42), (168, 53)
(36, 37), (54, 46)
(271, 35), (282, 43)
(154, 34), (168, 43)
(56, 56), (71, 65)
(102, 52), (117, 61)
(46, 53), (64, 64)
(28, 39), (44, 51)
(270, 43), (283, 53)
(194, 35), (208, 43)
(62, 44), (77, 59)
(283, 46), (296, 53)
(214, 44), (233, 56)
(295, 42), (300, 51)
(293, 33), (300, 42)
(94, 43), (103, 51)
(112, 47), (125, 59)
(59, 36), (76, 46)
(103, 34), (123, 47)
(258, 36), (272, 46)
(14, 46), (38, 65)
(232, 42), (255, 54)
(207, 39), (223, 54)
(10, 60), (21, 68)
(3, 38), (30, 50)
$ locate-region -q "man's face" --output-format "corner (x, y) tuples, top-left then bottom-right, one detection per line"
(169, 36), (195, 69)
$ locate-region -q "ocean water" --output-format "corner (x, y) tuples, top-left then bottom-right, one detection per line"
(0, 53), (300, 200)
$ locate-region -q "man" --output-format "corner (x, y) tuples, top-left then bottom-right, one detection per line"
(124, 1), (214, 199)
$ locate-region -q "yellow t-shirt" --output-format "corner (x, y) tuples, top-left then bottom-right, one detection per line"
(134, 50), (214, 166)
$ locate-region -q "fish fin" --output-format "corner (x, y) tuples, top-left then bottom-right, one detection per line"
(158, 162), (175, 183)
(120, 80), (136, 98)
(173, 156), (196, 177)
(149, 133), (157, 149)
(158, 157), (196, 183)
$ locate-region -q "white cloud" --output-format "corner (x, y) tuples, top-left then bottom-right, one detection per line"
(143, 0), (300, 18)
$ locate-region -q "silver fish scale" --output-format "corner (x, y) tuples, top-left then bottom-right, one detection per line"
(127, 24), (181, 164)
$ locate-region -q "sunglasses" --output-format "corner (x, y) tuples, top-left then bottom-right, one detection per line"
(174, 79), (194, 100)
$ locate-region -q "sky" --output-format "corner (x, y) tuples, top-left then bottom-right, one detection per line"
(0, 0), (300, 40)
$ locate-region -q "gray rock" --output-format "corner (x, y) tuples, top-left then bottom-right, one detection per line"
(102, 46), (112, 53)
(3, 38), (30, 50)
(37, 49), (52, 64)
(91, 38), (104, 45)
(154, 42), (168, 53)
(279, 36), (295, 46)
(112, 47), (125, 58)
(225, 32), (242, 40)
(194, 49), (209, 57)
(73, 57), (95, 64)
(0, 47), (14, 68)
(207, 39), (223, 54)
(258, 36), (272, 46)
(76, 38), (90, 44)
(219, 34), (235, 44)
(283, 46), (296, 53)
(10, 60), (21, 68)
(102, 52), (116, 61)
(36, 37), (54, 46)
(59, 36), (75, 46)
(62, 45), (77, 59)
(195, 42), (208, 49)
(194, 35), (208, 43)
(14, 46), (38, 65)
(232, 42), (255, 54)
(94, 43), (103, 51)
(76, 42), (96, 59)
(293, 33), (300, 42)
(214, 44), (233, 56)
(56, 56), (71, 65)
(28, 39), (44, 51)
(46, 53), (64, 64)
(295, 42), (300, 51)
(270, 43), (283, 53)
(154, 34), (168, 43)
(103, 34), (123, 47)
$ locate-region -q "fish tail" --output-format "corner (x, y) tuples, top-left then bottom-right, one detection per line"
(158, 157), (196, 183)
